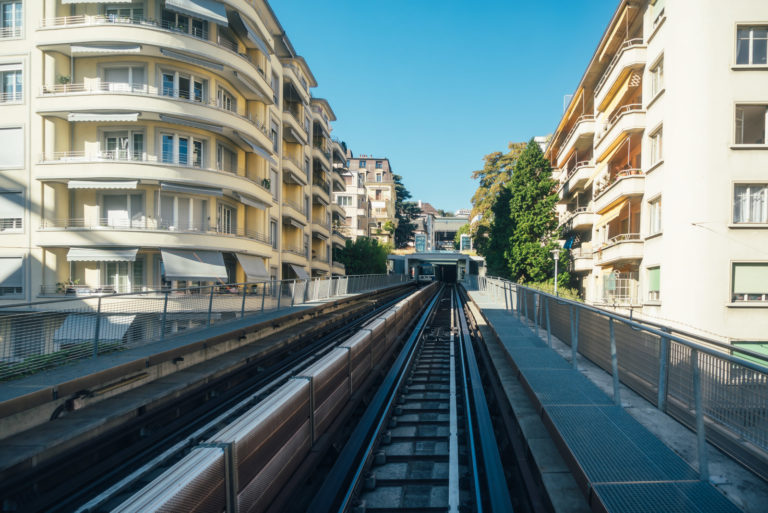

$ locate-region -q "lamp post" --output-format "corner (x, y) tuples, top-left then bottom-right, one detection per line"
(551, 248), (561, 296)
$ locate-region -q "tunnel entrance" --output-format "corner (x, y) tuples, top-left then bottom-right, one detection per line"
(436, 264), (457, 283)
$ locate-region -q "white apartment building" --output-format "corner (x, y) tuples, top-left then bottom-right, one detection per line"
(546, 0), (768, 343)
(333, 151), (370, 240)
(0, 0), (347, 302)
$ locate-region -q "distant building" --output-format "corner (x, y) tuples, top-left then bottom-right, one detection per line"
(333, 149), (369, 241)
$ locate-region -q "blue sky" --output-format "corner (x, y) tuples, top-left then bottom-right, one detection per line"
(271, 1), (618, 212)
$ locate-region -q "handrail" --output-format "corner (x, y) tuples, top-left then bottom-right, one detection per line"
(606, 103), (644, 130)
(0, 91), (22, 103)
(595, 38), (645, 95)
(603, 232), (641, 246)
(594, 168), (644, 197)
(558, 115), (596, 160)
(283, 198), (306, 214)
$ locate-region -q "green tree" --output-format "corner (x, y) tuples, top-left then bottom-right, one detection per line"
(393, 174), (418, 248)
(485, 185), (514, 277)
(507, 138), (569, 287)
(453, 223), (470, 249)
(335, 237), (389, 275)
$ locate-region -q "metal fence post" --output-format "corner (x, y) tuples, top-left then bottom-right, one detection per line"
(534, 293), (540, 333)
(609, 318), (620, 405)
(657, 328), (671, 412)
(692, 348), (709, 481)
(207, 285), (215, 327)
(240, 284), (247, 318)
(291, 279), (297, 307)
(261, 282), (267, 312)
(503, 282), (509, 310)
(160, 289), (169, 340)
(92, 296), (102, 358)
(545, 297), (551, 347)
(523, 288), (529, 325)
(276, 281), (282, 309)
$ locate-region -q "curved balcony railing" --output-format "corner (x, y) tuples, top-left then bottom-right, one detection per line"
(559, 160), (594, 185)
(560, 114), (595, 152)
(595, 38), (645, 95)
(602, 233), (641, 248)
(39, 217), (272, 245)
(282, 247), (306, 257)
(559, 206), (593, 224)
(594, 168), (643, 197)
(606, 103), (644, 131)
(40, 82), (268, 137)
(283, 199), (306, 215)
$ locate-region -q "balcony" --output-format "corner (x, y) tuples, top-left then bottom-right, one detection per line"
(560, 207), (596, 232)
(595, 233), (643, 265)
(571, 245), (594, 273)
(558, 160), (595, 200)
(282, 156), (307, 186)
(556, 115), (596, 164)
(37, 15), (273, 104)
(595, 105), (645, 158)
(281, 247), (308, 265)
(595, 39), (646, 109)
(282, 64), (310, 104)
(330, 172), (346, 193)
(331, 261), (346, 275)
(312, 145), (332, 171)
(593, 170), (645, 213)
(330, 203), (346, 219)
(283, 105), (307, 143)
(282, 199), (307, 226)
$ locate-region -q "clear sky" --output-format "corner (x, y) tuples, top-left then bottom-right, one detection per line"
(270, 0), (618, 212)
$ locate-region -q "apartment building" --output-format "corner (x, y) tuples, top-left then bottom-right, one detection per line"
(333, 149), (370, 240)
(546, 0), (768, 342)
(0, 0), (347, 302)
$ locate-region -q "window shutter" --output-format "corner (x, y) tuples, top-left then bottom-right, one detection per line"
(733, 263), (768, 294)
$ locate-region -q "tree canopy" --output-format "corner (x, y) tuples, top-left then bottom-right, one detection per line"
(335, 237), (389, 275)
(393, 174), (418, 248)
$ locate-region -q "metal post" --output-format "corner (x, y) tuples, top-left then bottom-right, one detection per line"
(657, 328), (670, 411)
(261, 281), (267, 312)
(609, 318), (620, 405)
(240, 284), (247, 318)
(692, 348), (709, 481)
(517, 288), (522, 320)
(554, 256), (559, 297)
(291, 279), (297, 307)
(160, 289), (169, 340)
(534, 293), (540, 333)
(92, 296), (102, 358)
(545, 297), (551, 347)
(207, 285), (215, 327)
(572, 307), (580, 367)
(276, 281), (282, 309)
(503, 282), (509, 310)
(523, 288), (529, 326)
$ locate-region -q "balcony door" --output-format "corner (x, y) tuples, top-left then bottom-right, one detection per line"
(158, 194), (208, 232)
(102, 193), (144, 228)
(103, 257), (144, 293)
(217, 203), (235, 234)
(105, 5), (144, 23)
(161, 70), (206, 102)
(104, 65), (145, 93)
(104, 130), (144, 160)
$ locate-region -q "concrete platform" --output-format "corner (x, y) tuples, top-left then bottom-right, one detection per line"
(466, 288), (761, 513)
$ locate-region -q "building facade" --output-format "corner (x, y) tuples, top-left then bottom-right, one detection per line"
(333, 151), (370, 240)
(546, 0), (768, 342)
(0, 0), (347, 302)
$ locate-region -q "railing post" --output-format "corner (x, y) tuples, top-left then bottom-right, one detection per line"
(609, 318), (620, 405)
(261, 281), (267, 312)
(276, 281), (282, 309)
(92, 296), (102, 358)
(503, 282), (509, 310)
(691, 348), (709, 481)
(523, 288), (529, 325)
(240, 284), (247, 318)
(517, 287), (522, 320)
(160, 289), (169, 340)
(545, 297), (551, 347)
(571, 307), (580, 368)
(657, 328), (671, 412)
(534, 293), (540, 333)
(207, 285), (215, 327)
(291, 279), (297, 307)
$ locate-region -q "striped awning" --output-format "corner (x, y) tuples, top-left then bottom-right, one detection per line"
(68, 180), (137, 189)
(160, 182), (223, 197)
(68, 113), (139, 122)
(165, 0), (227, 26)
(67, 248), (138, 262)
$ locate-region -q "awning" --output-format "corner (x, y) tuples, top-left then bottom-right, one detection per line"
(159, 114), (222, 133)
(68, 113), (139, 122)
(160, 182), (223, 197)
(67, 248), (138, 262)
(232, 71), (272, 104)
(291, 264), (309, 280)
(284, 218), (305, 229)
(68, 180), (137, 189)
(312, 192), (329, 206)
(54, 314), (135, 343)
(312, 231), (329, 241)
(0, 192), (23, 220)
(159, 48), (223, 71)
(71, 44), (141, 54)
(234, 131), (276, 165)
(733, 264), (768, 295)
(0, 257), (23, 288)
(595, 199), (628, 226)
(283, 127), (306, 144)
(229, 11), (271, 55)
(236, 253), (269, 280)
(161, 249), (228, 281)
(235, 192), (269, 210)
(371, 201), (386, 208)
(62, 0), (132, 3)
(165, 0), (228, 26)
(282, 168), (307, 186)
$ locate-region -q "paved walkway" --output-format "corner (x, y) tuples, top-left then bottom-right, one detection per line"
(467, 289), (764, 513)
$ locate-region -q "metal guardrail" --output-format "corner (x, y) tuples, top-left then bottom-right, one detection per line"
(0, 274), (409, 382)
(475, 276), (768, 481)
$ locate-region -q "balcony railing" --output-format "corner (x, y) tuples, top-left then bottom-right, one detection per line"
(283, 199), (306, 215)
(595, 38), (645, 94)
(601, 232), (641, 248)
(560, 160), (594, 185)
(0, 26), (21, 39)
(560, 114), (595, 150)
(40, 82), (268, 136)
(39, 218), (272, 244)
(282, 154), (304, 172)
(559, 206), (592, 224)
(594, 168), (643, 197)
(571, 245), (593, 258)
(0, 91), (22, 103)
(282, 247), (305, 257)
(606, 103), (644, 131)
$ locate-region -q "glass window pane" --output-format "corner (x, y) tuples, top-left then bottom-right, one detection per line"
(162, 73), (174, 96)
(178, 137), (188, 164)
(754, 38), (767, 65)
(162, 135), (174, 163)
(160, 195), (174, 228)
(178, 197), (190, 229)
(736, 37), (750, 65)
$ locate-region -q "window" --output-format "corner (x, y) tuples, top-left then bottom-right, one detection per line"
(375, 189), (382, 200)
(304, 157), (310, 176)
(650, 58), (663, 97)
(304, 234), (309, 258)
(304, 117), (310, 134)
(103, 130), (144, 161)
(270, 219), (277, 248)
(376, 173), (382, 183)
(0, 64), (21, 102)
(105, 5), (144, 23)
(270, 121), (279, 152)
(0, 256), (22, 295)
(104, 258), (144, 293)
(648, 196), (662, 235)
(732, 263), (768, 302)
(0, 190), (22, 231)
(217, 87), (235, 112)
(270, 168), (278, 198)
(216, 143), (237, 173)
(734, 184), (768, 224)
(375, 160), (382, 169)
(102, 193), (144, 228)
(737, 26), (768, 65)
(1, 1), (22, 38)
(271, 74), (279, 104)
(649, 128), (662, 165)
(161, 9), (207, 39)
(0, 127), (22, 168)
(104, 65), (145, 93)
(735, 105), (768, 144)
(337, 195), (351, 207)
(158, 195), (208, 231)
(359, 160), (366, 168)
(161, 70), (206, 102)
(305, 195), (310, 216)
(647, 267), (660, 301)
(161, 133), (205, 167)
(217, 202), (236, 234)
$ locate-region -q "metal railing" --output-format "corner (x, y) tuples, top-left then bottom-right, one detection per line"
(606, 103), (644, 131)
(0, 274), (409, 382)
(476, 276), (768, 481)
(0, 91), (22, 103)
(595, 38), (645, 94)
(558, 115), (595, 159)
(283, 198), (306, 215)
(594, 168), (644, 197)
(0, 26), (21, 39)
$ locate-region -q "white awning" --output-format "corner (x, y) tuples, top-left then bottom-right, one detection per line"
(159, 48), (223, 71)
(159, 114), (222, 133)
(165, 0), (228, 26)
(161, 249), (228, 282)
(67, 248), (138, 262)
(0, 257), (23, 288)
(160, 182), (223, 197)
(71, 44), (141, 54)
(291, 264), (309, 280)
(68, 180), (138, 189)
(371, 201), (386, 208)
(235, 192), (269, 210)
(234, 132), (276, 165)
(68, 113), (139, 122)
(54, 314), (135, 343)
(230, 12), (271, 55)
(236, 253), (269, 280)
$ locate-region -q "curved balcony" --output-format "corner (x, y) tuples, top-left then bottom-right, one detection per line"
(283, 107), (308, 144)
(37, 16), (273, 104)
(282, 199), (307, 225)
(282, 65), (310, 104)
(331, 261), (346, 276)
(556, 115), (596, 164)
(311, 259), (330, 274)
(594, 170), (645, 213)
(37, 153), (274, 206)
(330, 203), (346, 219)
(331, 230), (346, 247)
(281, 247), (308, 265)
(558, 160), (595, 201)
(311, 222), (330, 241)
(330, 172), (346, 193)
(332, 139), (346, 162)
(36, 220), (273, 256)
(559, 207), (595, 232)
(282, 157), (307, 186)
(595, 105), (645, 159)
(595, 234), (643, 265)
(312, 180), (331, 206)
(38, 83), (273, 151)
(595, 39), (646, 109)
(312, 146), (332, 171)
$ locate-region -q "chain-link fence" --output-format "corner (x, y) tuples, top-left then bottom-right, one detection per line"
(0, 274), (408, 382)
(476, 276), (768, 481)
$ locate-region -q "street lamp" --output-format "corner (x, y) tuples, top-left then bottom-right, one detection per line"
(551, 248), (561, 296)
